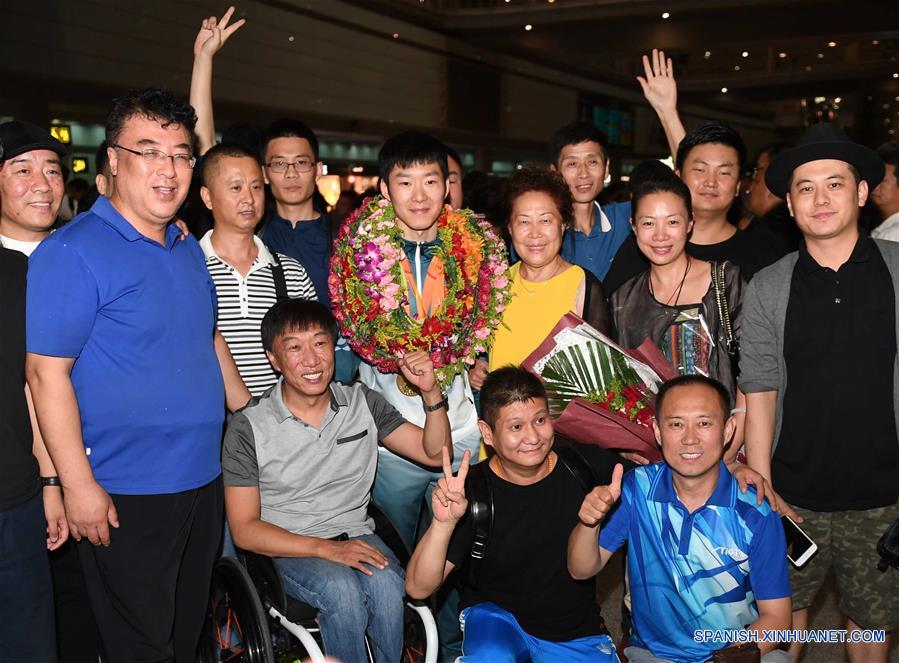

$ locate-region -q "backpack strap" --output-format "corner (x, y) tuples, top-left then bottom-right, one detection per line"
(554, 439), (599, 493)
(270, 253), (289, 303)
(464, 462), (494, 589)
(463, 441), (597, 589)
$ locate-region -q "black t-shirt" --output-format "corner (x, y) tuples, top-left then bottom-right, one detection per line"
(603, 227), (785, 296)
(0, 248), (39, 511)
(446, 442), (619, 642)
(779, 237), (899, 510)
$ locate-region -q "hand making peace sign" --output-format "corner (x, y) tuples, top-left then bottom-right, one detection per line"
(193, 6), (246, 59)
(432, 446), (471, 524)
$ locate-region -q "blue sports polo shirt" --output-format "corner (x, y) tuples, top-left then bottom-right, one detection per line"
(26, 197), (225, 495)
(599, 462), (790, 663)
(561, 200), (632, 281)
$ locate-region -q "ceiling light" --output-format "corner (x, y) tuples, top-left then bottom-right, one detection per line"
(741, 51), (749, 58)
(778, 52), (787, 58)
(392, 32), (399, 39)
(814, 96), (826, 103)
(873, 39), (880, 45)
(734, 65), (741, 71)
(662, 11), (670, 19)
(524, 23), (533, 31)
(805, 65), (813, 71)
(894, 72), (899, 79)
(288, 35), (295, 42)
(827, 41), (837, 48)
(834, 97), (842, 103)
(817, 53), (824, 59)
(704, 50), (711, 59)
(721, 87), (728, 93)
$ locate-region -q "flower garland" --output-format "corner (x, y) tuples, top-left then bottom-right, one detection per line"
(329, 196), (511, 388)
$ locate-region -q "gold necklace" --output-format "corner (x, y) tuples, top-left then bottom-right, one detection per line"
(517, 261), (563, 297)
(490, 451), (555, 481)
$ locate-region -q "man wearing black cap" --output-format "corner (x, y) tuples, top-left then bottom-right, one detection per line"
(0, 120), (66, 256)
(741, 123), (898, 661)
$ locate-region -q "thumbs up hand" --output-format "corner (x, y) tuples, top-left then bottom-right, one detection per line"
(577, 463), (624, 527)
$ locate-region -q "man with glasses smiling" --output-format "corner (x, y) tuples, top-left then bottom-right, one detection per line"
(25, 87), (251, 662)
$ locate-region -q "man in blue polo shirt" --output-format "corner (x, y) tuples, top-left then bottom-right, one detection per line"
(569, 375), (791, 663)
(25, 87), (250, 662)
(549, 121), (633, 282)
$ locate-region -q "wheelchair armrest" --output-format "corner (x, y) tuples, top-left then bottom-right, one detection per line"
(236, 548), (288, 615)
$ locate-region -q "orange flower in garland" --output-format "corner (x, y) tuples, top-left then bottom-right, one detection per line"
(329, 196), (511, 388)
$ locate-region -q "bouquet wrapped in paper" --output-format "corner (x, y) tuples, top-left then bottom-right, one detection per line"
(522, 312), (678, 463)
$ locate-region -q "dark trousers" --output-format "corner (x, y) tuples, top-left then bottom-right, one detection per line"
(78, 477), (223, 663)
(50, 538), (102, 662)
(0, 492), (57, 662)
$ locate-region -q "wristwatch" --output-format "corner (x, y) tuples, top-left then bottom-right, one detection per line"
(423, 396), (449, 412)
(41, 476), (62, 487)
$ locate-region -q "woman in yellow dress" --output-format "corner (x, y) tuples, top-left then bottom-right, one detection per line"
(470, 166), (610, 387)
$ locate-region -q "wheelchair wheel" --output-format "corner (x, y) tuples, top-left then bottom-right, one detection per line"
(198, 556), (274, 663)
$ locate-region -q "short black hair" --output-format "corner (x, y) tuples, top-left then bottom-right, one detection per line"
(479, 365), (548, 429)
(445, 144), (463, 172)
(378, 131), (448, 182)
(548, 121), (609, 164)
(261, 299), (338, 352)
(654, 374), (732, 421)
(503, 165), (574, 229)
(675, 121), (746, 173)
(632, 167), (693, 220)
(877, 140), (899, 187)
(262, 118), (319, 161)
(201, 142), (261, 186)
(106, 88), (197, 148)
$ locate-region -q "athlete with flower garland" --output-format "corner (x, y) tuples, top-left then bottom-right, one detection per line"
(330, 131), (509, 660)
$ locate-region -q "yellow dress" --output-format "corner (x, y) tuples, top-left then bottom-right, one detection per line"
(489, 262), (585, 371)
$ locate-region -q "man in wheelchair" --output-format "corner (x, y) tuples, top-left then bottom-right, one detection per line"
(405, 366), (623, 662)
(221, 299), (451, 663)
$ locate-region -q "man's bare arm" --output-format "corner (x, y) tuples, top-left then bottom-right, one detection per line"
(637, 48), (687, 159)
(26, 353), (119, 546)
(215, 329), (251, 412)
(190, 6), (246, 156)
(26, 383), (68, 550)
(226, 486), (389, 575)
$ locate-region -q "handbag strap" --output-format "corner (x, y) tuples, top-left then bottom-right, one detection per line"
(711, 261), (735, 349)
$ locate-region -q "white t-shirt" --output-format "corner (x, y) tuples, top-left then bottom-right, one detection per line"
(872, 212), (899, 242)
(0, 235), (42, 257)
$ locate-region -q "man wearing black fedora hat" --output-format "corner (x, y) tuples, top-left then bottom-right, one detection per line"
(741, 122), (898, 661)
(0, 120), (67, 256)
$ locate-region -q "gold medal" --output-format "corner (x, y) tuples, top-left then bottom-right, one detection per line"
(396, 373), (419, 397)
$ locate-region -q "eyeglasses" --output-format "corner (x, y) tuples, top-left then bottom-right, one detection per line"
(264, 158), (315, 174)
(113, 144), (197, 170)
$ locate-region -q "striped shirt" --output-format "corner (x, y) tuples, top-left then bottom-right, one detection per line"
(201, 231), (317, 396)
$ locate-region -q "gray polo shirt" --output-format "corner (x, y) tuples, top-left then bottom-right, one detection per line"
(222, 379), (406, 539)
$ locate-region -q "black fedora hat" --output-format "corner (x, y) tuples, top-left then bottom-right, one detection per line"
(0, 120), (67, 162)
(765, 122), (884, 199)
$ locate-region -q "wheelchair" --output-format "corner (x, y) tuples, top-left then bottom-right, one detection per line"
(198, 502), (438, 663)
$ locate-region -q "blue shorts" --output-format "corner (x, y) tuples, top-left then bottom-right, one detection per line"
(460, 602), (618, 663)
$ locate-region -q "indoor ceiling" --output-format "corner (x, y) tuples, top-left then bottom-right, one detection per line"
(353, 0), (899, 136)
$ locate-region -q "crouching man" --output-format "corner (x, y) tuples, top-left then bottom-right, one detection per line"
(405, 365), (622, 662)
(222, 299), (451, 663)
(569, 375), (791, 663)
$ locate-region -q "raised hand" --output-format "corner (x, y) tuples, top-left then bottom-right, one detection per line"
(193, 6), (246, 59)
(578, 463), (623, 527)
(398, 351), (438, 396)
(637, 48), (677, 113)
(323, 538), (389, 576)
(432, 446), (470, 524)
(469, 358), (489, 391)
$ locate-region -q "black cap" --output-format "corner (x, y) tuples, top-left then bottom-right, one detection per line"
(765, 122), (884, 199)
(0, 120), (68, 162)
